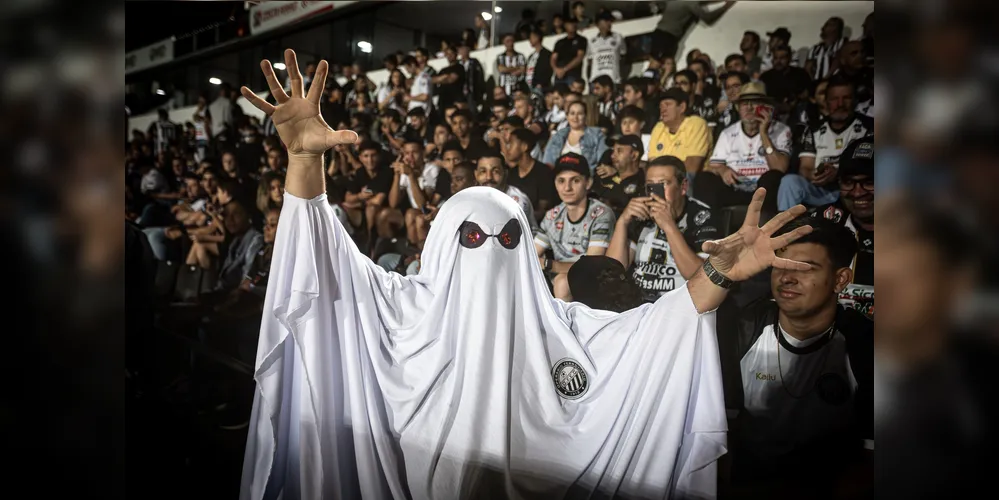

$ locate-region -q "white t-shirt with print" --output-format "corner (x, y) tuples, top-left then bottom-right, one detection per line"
(710, 121), (793, 192)
(408, 68), (432, 112)
(587, 32), (627, 83)
(399, 162), (441, 209)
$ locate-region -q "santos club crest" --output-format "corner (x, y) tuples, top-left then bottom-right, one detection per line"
(552, 358), (588, 399)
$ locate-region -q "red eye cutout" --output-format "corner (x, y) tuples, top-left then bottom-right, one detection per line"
(458, 219), (522, 250)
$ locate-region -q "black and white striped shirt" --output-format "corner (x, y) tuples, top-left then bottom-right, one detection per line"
(149, 119), (177, 155)
(808, 37), (847, 80)
(495, 51), (526, 96)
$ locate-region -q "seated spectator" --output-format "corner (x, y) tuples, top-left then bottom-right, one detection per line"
(760, 45), (812, 120)
(558, 255), (645, 312)
(716, 71), (751, 137)
(213, 199), (264, 293)
(617, 105), (651, 163)
(505, 128), (557, 218)
(450, 109), (490, 161)
(778, 77), (872, 211)
(475, 151), (538, 234)
(512, 93), (546, 137)
(590, 75), (618, 123)
(448, 161), (477, 197)
(384, 138), (442, 249)
(185, 179), (242, 269)
(379, 109), (408, 154)
(425, 121), (454, 161)
(808, 137), (874, 318)
(544, 84), (569, 131)
(686, 59), (722, 130)
(607, 156), (720, 303)
(255, 171), (284, 215)
(648, 88), (712, 178)
(342, 141), (392, 240)
(542, 101), (609, 169)
(717, 216), (871, 495)
(700, 82), (790, 213)
(592, 134), (646, 216)
(534, 153), (616, 279)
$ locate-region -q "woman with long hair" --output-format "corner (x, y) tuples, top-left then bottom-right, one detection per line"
(542, 100), (608, 169)
(256, 171), (285, 215)
(377, 69), (408, 115)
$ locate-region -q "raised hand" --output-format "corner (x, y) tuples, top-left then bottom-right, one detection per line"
(240, 49), (357, 159)
(701, 188), (813, 282)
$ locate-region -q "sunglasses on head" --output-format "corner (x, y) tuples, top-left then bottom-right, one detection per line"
(458, 219), (522, 250)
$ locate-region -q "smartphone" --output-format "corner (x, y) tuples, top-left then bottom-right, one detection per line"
(646, 183), (666, 199)
(754, 104), (771, 118)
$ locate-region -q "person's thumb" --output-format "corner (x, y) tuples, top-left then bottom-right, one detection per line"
(701, 240), (720, 254)
(325, 129), (358, 149)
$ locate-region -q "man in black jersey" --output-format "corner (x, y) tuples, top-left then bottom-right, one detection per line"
(717, 216), (872, 497)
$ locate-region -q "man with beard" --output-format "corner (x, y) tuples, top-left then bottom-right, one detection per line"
(778, 76), (873, 211)
(808, 136), (874, 318)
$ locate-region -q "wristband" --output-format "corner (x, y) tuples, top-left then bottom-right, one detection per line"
(703, 258), (734, 289)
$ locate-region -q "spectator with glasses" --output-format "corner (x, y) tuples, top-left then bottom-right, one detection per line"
(809, 137), (874, 318)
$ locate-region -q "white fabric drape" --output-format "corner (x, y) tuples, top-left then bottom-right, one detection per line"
(241, 187), (727, 500)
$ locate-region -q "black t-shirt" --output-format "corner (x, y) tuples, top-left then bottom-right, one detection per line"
(553, 35), (588, 79)
(460, 136), (492, 162)
(507, 160), (558, 213)
(433, 168), (452, 202)
(760, 66), (813, 106)
(437, 63), (466, 110)
(715, 298), (873, 475)
(347, 166), (393, 196)
(593, 169), (645, 216)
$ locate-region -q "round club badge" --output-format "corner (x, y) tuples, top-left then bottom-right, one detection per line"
(815, 373), (850, 406)
(552, 358), (588, 399)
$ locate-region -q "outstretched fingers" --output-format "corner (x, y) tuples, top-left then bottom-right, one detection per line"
(260, 60), (289, 104)
(769, 224), (813, 250)
(240, 87), (275, 116)
(307, 60), (329, 105)
(285, 48), (304, 98)
(743, 188), (766, 229)
(760, 204), (808, 236)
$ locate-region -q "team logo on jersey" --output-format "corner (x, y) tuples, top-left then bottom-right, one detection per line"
(694, 210), (710, 226)
(555, 221), (564, 231)
(624, 183), (638, 194)
(591, 206), (606, 218)
(546, 207), (559, 220)
(815, 373), (850, 406)
(822, 206), (844, 223)
(835, 138), (844, 149)
(552, 358), (588, 399)
(853, 121), (863, 134)
(657, 143), (664, 151)
(863, 238), (872, 247)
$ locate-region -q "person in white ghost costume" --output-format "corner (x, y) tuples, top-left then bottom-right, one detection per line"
(238, 49), (814, 500)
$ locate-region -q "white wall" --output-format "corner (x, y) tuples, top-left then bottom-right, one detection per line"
(128, 1), (873, 135)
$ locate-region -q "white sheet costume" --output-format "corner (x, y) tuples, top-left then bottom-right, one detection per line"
(241, 187), (727, 500)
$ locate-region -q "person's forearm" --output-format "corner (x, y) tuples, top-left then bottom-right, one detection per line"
(286, 153), (326, 199)
(410, 182), (427, 208)
(388, 176), (403, 208)
(685, 156), (706, 174)
(799, 157), (816, 181)
(663, 225), (704, 280)
(606, 220), (632, 269)
(564, 54), (585, 72)
(411, 93), (428, 103)
(686, 264), (729, 314)
(552, 260), (574, 274)
(761, 133), (789, 172)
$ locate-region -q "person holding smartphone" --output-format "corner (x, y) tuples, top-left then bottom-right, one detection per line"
(607, 155), (721, 303)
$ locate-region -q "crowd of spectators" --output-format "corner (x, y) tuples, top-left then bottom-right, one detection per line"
(127, 2), (876, 496)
